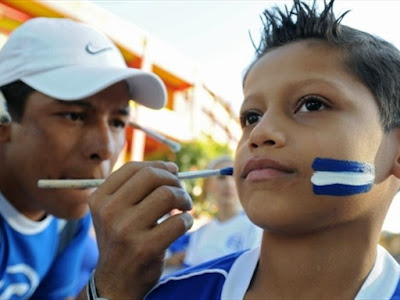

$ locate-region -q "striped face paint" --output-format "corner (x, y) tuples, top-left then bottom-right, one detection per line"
(311, 158), (375, 196)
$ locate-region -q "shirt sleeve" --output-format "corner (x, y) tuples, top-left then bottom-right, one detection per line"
(31, 213), (98, 299)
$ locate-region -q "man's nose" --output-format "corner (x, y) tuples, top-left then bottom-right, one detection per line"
(82, 121), (115, 162)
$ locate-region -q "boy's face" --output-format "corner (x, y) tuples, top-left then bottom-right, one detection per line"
(235, 40), (399, 234)
(1, 81), (130, 220)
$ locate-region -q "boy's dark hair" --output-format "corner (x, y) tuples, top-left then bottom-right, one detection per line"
(246, 0), (400, 131)
(0, 81), (35, 122)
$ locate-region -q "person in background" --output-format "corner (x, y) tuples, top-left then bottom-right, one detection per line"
(162, 232), (191, 276)
(183, 156), (262, 267)
(0, 17), (174, 299)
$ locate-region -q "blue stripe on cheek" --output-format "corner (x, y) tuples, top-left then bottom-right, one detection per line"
(312, 158), (374, 173)
(313, 183), (373, 196)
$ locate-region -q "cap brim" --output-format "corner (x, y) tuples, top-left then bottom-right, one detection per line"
(21, 66), (166, 109)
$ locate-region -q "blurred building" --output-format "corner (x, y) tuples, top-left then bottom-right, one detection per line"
(0, 0), (241, 162)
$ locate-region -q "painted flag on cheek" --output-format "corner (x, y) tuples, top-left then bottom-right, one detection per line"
(311, 158), (375, 196)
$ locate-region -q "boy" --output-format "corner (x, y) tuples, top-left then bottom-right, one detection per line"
(141, 0), (400, 298)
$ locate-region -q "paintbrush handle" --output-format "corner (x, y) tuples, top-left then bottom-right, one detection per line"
(37, 167), (233, 189)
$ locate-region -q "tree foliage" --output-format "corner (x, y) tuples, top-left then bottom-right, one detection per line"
(144, 135), (233, 217)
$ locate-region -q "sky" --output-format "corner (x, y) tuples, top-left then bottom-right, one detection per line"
(90, 0), (400, 233)
(91, 0), (400, 113)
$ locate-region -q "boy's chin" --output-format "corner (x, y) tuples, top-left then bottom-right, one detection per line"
(251, 213), (334, 236)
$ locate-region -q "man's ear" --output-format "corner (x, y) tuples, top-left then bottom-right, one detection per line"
(0, 123), (11, 142)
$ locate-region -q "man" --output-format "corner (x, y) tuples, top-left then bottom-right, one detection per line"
(0, 17), (193, 299)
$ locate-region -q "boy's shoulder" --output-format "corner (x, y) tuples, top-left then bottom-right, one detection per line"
(146, 251), (245, 300)
(153, 250), (243, 297)
(357, 245), (400, 299)
(146, 247), (261, 300)
(393, 279), (400, 299)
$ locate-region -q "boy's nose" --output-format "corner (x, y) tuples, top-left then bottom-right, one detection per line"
(248, 113), (286, 150)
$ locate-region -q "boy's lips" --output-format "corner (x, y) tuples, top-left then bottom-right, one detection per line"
(241, 157), (295, 180)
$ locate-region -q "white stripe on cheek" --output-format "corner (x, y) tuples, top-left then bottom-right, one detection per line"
(311, 171), (375, 186)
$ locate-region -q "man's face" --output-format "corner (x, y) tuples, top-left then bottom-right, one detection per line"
(1, 81), (130, 220)
(234, 40), (399, 234)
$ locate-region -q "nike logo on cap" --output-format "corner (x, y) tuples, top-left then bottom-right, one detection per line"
(85, 42), (112, 55)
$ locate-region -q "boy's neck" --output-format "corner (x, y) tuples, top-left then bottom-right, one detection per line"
(245, 219), (381, 299)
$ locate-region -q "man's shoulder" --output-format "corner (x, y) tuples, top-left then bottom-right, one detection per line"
(146, 250), (246, 300)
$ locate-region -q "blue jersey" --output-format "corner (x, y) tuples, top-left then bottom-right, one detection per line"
(0, 192), (97, 299)
(147, 245), (400, 300)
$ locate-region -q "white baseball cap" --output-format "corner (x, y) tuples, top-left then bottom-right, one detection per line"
(0, 17), (166, 109)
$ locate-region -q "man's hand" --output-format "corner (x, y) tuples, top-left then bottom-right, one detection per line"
(89, 161), (193, 299)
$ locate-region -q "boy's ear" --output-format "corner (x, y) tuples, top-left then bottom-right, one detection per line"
(392, 128), (400, 179)
(0, 123), (11, 142)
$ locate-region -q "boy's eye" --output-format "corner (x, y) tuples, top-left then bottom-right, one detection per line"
(296, 96), (327, 113)
(240, 111), (262, 128)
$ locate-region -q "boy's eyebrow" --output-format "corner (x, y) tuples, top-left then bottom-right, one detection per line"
(243, 78), (347, 102)
(295, 78), (347, 91)
(55, 100), (130, 115)
(241, 77), (351, 111)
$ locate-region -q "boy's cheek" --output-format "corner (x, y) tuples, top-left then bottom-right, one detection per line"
(311, 157), (375, 196)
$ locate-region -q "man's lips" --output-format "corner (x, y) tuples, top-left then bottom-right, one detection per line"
(59, 176), (99, 180)
(241, 157), (295, 180)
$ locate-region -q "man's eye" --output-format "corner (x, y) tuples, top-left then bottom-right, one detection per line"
(296, 96), (327, 113)
(111, 119), (126, 129)
(240, 111), (262, 128)
(62, 112), (85, 121)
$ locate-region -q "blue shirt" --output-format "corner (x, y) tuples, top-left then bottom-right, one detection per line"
(147, 245), (400, 299)
(0, 192), (97, 299)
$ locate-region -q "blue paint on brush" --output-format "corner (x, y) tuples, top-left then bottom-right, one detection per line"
(311, 158), (375, 196)
(220, 167), (234, 176)
(177, 167), (233, 180)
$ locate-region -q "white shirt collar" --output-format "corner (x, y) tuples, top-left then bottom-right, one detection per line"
(0, 191), (53, 235)
(221, 245), (400, 299)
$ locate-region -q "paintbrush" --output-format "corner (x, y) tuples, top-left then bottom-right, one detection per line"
(37, 167), (234, 189)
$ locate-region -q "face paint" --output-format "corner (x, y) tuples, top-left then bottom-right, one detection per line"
(311, 158), (375, 196)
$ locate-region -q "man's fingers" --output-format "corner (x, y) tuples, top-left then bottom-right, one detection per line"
(97, 161), (178, 196)
(112, 166), (183, 207)
(105, 186), (192, 240)
(135, 186), (193, 225)
(145, 212), (194, 256)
